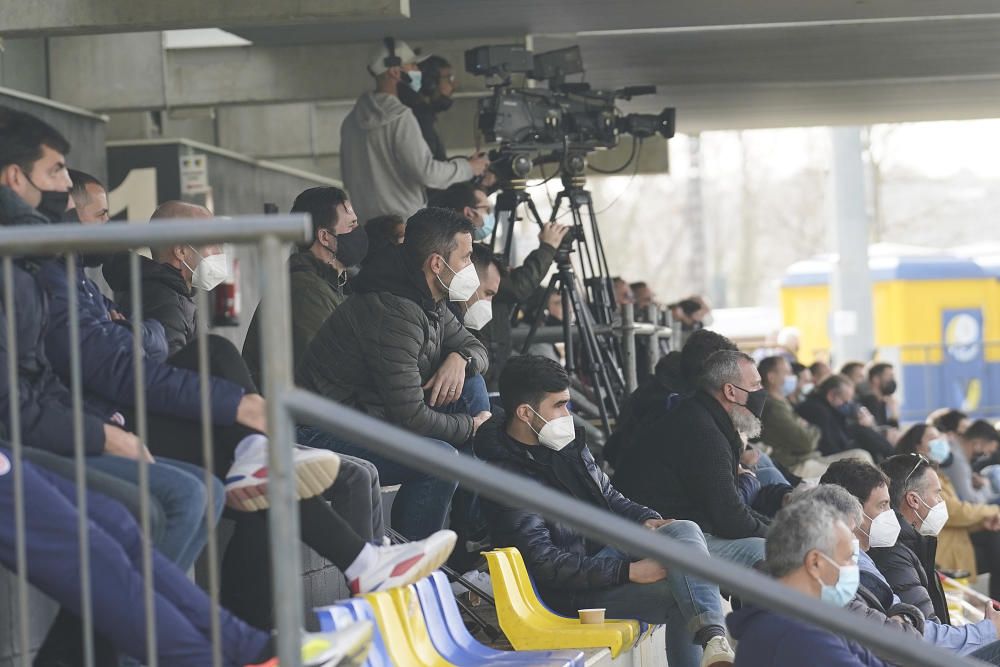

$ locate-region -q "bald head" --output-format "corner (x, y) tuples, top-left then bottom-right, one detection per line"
(151, 200), (212, 221)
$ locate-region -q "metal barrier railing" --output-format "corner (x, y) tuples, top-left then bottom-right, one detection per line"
(0, 216), (309, 667)
(0, 215), (982, 667)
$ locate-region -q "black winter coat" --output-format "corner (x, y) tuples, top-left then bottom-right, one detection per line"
(0, 187), (105, 455)
(297, 244), (488, 446)
(868, 512), (951, 625)
(613, 391), (770, 539)
(105, 255), (195, 357)
(478, 242), (557, 389)
(474, 412), (660, 614)
(795, 392), (855, 456)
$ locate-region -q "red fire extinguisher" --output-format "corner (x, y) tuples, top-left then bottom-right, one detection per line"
(212, 254), (240, 327)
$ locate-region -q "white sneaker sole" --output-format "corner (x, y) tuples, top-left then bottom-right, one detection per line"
(227, 452), (341, 512)
(363, 530), (457, 594)
(307, 620), (373, 667)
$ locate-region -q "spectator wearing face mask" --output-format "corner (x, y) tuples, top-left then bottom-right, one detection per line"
(797, 374), (894, 463)
(431, 182), (569, 387)
(860, 362), (900, 428)
(398, 54), (457, 166)
(457, 244), (503, 332)
(243, 187), (368, 387)
(788, 361), (814, 405)
(758, 356), (873, 478)
(340, 38), (488, 222)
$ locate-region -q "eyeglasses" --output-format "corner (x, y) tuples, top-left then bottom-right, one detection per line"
(904, 453), (930, 483)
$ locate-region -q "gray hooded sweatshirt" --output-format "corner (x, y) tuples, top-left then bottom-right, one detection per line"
(340, 91), (473, 222)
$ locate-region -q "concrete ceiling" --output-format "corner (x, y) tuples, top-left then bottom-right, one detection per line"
(230, 0), (1000, 131)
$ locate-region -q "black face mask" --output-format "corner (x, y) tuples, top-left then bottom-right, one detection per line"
(36, 189), (70, 223)
(882, 379), (897, 396)
(333, 226), (369, 268)
(429, 94), (454, 113)
(732, 384), (768, 419)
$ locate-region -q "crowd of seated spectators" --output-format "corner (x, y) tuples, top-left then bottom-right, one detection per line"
(6, 37), (1000, 667)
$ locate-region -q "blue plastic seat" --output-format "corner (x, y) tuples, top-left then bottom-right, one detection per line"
(415, 572), (586, 666)
(315, 599), (392, 667)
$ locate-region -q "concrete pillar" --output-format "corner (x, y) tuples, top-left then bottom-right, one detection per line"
(829, 126), (875, 364)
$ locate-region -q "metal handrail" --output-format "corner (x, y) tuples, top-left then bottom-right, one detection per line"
(285, 387), (982, 667)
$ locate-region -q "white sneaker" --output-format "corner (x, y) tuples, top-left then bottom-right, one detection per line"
(348, 530), (457, 595)
(701, 636), (735, 667)
(225, 436), (341, 512)
(450, 570), (492, 597)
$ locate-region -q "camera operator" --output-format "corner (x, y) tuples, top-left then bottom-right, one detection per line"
(431, 182), (569, 387)
(340, 38), (489, 222)
(399, 55), (455, 164)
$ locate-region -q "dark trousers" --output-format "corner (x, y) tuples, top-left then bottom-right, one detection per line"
(0, 450), (270, 667)
(973, 530), (1000, 600)
(125, 335), (365, 629)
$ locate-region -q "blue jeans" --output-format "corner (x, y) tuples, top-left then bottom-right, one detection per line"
(298, 425), (459, 540)
(86, 455), (224, 571)
(754, 450), (790, 487)
(581, 521), (726, 667)
(703, 533), (765, 568)
(0, 451), (269, 666)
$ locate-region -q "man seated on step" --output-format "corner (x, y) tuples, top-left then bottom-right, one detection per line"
(476, 354), (736, 667)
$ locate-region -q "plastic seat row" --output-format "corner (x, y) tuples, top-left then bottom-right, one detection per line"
(315, 569), (585, 666)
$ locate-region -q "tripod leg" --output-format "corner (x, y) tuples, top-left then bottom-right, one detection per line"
(562, 269), (613, 435)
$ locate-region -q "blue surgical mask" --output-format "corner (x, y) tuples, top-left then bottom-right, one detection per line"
(928, 437), (951, 464)
(782, 375), (798, 397)
(815, 551), (860, 608)
(836, 402), (854, 416)
(407, 70), (423, 93)
(473, 211), (496, 241)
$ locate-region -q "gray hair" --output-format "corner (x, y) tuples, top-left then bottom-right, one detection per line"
(698, 349), (755, 393)
(788, 484), (864, 531)
(765, 499), (844, 578)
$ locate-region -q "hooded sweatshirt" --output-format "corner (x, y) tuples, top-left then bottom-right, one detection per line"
(340, 91), (473, 222)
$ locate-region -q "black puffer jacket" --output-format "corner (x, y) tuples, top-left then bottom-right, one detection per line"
(613, 391), (770, 539)
(0, 187), (106, 455)
(104, 254), (195, 356)
(297, 244), (488, 446)
(868, 512), (950, 625)
(474, 411), (660, 614)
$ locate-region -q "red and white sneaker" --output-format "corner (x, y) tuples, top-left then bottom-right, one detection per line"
(225, 436), (341, 512)
(348, 530), (457, 595)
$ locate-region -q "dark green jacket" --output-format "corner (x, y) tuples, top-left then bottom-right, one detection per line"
(243, 251), (345, 388)
(759, 395), (821, 469)
(480, 242), (557, 388)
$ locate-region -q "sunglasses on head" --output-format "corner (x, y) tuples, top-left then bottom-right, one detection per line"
(904, 453), (930, 483)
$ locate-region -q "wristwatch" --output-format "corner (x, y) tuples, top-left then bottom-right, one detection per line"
(456, 350), (475, 373)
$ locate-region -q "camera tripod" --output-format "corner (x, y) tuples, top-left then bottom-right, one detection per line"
(490, 169), (625, 435)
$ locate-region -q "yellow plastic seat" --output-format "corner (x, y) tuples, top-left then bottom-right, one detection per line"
(363, 589), (456, 667)
(484, 547), (640, 658)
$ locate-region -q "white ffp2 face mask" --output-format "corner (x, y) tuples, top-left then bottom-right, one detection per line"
(916, 496), (949, 537)
(438, 258), (480, 302)
(864, 509), (901, 548)
(464, 298), (493, 330)
(526, 406), (575, 451)
(184, 247), (229, 291)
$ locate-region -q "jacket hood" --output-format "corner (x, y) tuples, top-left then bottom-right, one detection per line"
(353, 91), (413, 130)
(726, 604), (766, 641)
(353, 243), (437, 312)
(103, 253), (190, 296)
(0, 186), (49, 228)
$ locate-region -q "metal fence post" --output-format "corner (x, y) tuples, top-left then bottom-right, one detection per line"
(621, 303), (637, 394)
(258, 234), (304, 667)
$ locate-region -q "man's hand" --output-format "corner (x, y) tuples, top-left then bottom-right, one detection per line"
(104, 424), (154, 462)
(236, 394), (268, 433)
(973, 472), (987, 490)
(472, 411), (492, 435)
(984, 514), (1000, 531)
(468, 153), (489, 176)
(985, 600), (1000, 635)
(741, 445), (760, 468)
(108, 309), (126, 322)
(423, 352), (468, 407)
(538, 222), (570, 250)
(644, 518), (675, 530)
(629, 559), (667, 584)
(856, 406), (876, 429)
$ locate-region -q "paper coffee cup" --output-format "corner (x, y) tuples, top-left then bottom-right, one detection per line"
(579, 608), (606, 624)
